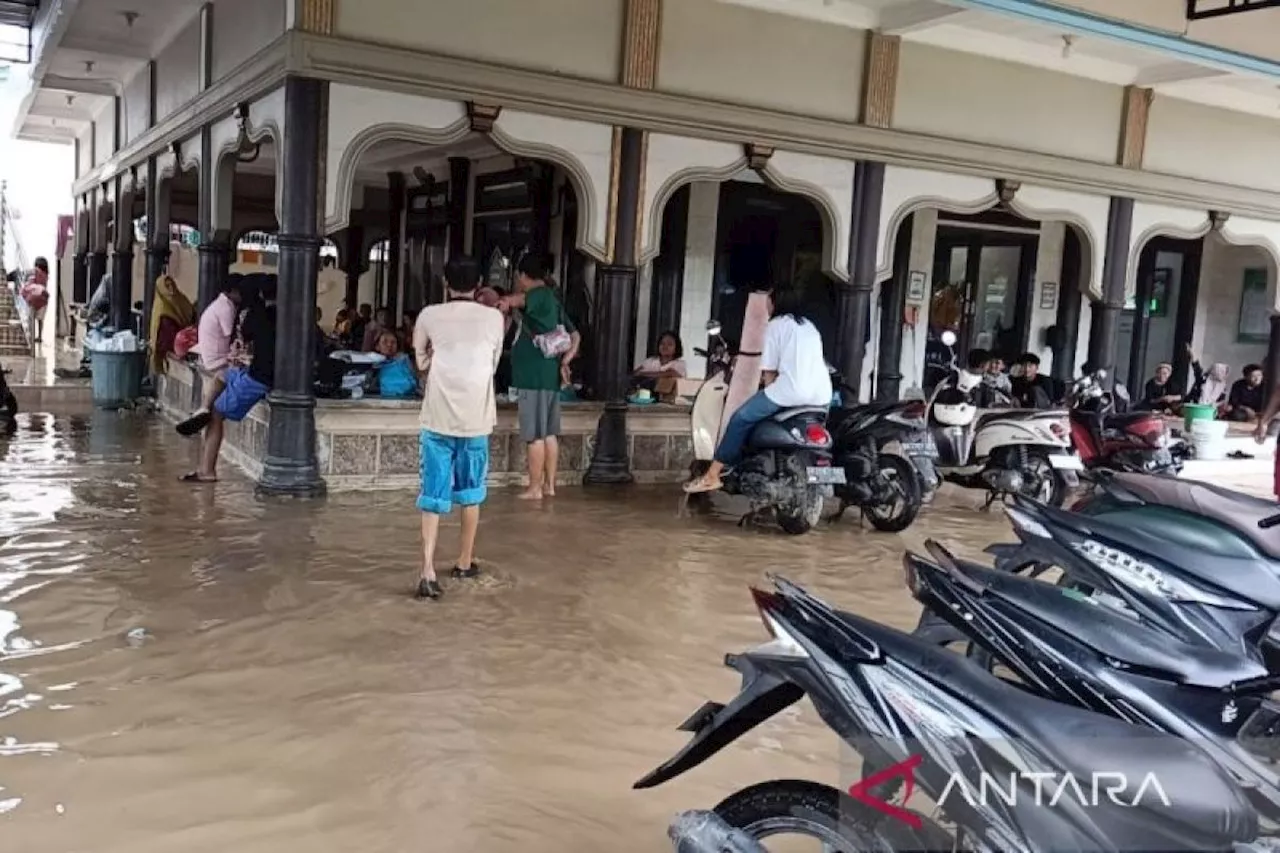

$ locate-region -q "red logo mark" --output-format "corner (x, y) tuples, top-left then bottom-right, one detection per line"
(847, 754), (923, 828)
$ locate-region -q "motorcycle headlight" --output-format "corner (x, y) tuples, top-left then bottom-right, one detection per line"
(1069, 540), (1250, 609)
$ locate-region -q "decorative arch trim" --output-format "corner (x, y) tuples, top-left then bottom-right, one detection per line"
(639, 133), (745, 267)
(1126, 202), (1212, 300)
(1006, 184), (1107, 300)
(1217, 216), (1280, 313)
(877, 166), (996, 281)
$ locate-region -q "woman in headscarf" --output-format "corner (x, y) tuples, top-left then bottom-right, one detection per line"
(1185, 343), (1230, 411)
(149, 274), (196, 373)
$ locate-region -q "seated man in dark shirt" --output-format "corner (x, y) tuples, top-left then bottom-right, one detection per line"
(1010, 352), (1056, 409)
(1140, 361), (1183, 413)
(1226, 363), (1266, 422)
(181, 275), (276, 483)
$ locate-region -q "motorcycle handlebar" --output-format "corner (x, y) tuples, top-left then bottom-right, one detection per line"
(1260, 514), (1280, 530)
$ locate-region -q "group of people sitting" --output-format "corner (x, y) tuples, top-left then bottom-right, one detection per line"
(1140, 343), (1267, 421)
(960, 349), (1060, 410)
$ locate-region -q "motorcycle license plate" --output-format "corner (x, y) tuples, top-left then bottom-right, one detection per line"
(1048, 454), (1084, 471)
(807, 466), (846, 485)
(904, 440), (938, 458)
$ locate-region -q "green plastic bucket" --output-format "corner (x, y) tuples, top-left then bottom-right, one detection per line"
(1182, 402), (1217, 432)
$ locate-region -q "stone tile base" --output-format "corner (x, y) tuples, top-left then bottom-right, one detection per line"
(156, 358), (694, 492)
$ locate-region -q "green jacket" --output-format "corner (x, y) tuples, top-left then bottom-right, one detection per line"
(510, 285), (575, 391)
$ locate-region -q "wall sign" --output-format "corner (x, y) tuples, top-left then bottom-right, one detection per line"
(1039, 281), (1058, 311)
(1238, 267), (1271, 343)
(906, 270), (926, 303)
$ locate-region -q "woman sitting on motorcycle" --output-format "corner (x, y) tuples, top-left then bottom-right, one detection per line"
(683, 287), (832, 494)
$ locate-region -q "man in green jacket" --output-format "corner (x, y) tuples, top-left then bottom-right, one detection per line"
(500, 255), (578, 500)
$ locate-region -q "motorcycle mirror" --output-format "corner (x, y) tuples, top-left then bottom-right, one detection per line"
(940, 330), (957, 347)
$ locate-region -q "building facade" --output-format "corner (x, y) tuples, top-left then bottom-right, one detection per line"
(13, 0), (1280, 493)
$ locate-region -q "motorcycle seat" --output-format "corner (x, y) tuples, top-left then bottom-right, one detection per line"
(1107, 473), (1280, 561)
(942, 556), (1269, 689)
(835, 608), (1259, 849)
(770, 406), (828, 423)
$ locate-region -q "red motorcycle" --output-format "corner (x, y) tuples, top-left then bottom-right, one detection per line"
(1068, 370), (1181, 476)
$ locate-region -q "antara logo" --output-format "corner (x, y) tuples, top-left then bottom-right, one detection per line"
(848, 756), (1172, 827)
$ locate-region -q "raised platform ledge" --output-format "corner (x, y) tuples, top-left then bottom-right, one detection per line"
(155, 358), (693, 491)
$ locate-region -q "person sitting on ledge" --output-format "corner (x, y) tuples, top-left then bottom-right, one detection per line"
(373, 330), (418, 398)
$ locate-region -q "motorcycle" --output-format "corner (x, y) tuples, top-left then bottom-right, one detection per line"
(825, 369), (926, 532)
(0, 362), (16, 421)
(906, 541), (1280, 822)
(689, 320), (844, 535)
(927, 331), (1080, 508)
(636, 575), (1259, 852)
(1068, 370), (1180, 476)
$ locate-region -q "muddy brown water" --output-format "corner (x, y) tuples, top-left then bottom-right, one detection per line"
(5, 410), (1223, 852)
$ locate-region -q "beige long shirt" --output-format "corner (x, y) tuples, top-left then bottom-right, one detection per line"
(412, 300), (505, 437)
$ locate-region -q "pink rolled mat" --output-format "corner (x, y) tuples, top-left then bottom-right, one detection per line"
(719, 291), (770, 437)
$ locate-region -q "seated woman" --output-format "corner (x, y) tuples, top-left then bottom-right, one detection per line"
(373, 330), (418, 398)
(1184, 343), (1230, 413)
(148, 274), (196, 374)
(633, 330), (686, 397)
(684, 287), (832, 494)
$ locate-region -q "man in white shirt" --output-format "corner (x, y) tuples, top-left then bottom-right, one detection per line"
(685, 287), (832, 493)
(410, 256), (505, 600)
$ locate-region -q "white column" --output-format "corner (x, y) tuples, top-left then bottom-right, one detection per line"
(900, 208), (937, 397)
(633, 262), (653, 366)
(678, 181), (720, 379)
(1030, 221), (1065, 374)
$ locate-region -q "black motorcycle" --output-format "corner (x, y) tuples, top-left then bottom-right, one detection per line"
(976, 475), (1280, 670)
(824, 369), (926, 532)
(636, 576), (1259, 852)
(0, 362), (16, 421)
(907, 542), (1280, 822)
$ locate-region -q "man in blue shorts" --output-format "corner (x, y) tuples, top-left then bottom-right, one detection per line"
(410, 256), (504, 600)
(182, 274), (275, 483)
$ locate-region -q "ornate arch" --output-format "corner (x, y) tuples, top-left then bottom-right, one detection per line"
(876, 166), (996, 281)
(1006, 185), (1106, 300)
(209, 98), (283, 237)
(1126, 202), (1213, 300)
(1219, 216), (1280, 313)
(638, 135), (854, 282)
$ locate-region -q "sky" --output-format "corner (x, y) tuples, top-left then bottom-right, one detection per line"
(0, 61), (75, 271)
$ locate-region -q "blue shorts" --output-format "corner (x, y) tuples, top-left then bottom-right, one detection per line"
(213, 367), (268, 422)
(417, 430), (490, 514)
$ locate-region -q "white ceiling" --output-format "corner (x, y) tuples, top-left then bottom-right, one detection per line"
(721, 0), (1280, 117)
(15, 0), (202, 143)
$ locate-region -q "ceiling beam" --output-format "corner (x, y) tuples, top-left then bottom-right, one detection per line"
(878, 0), (972, 34)
(60, 33), (153, 60)
(26, 102), (93, 122)
(41, 73), (119, 97)
(1133, 62), (1234, 86)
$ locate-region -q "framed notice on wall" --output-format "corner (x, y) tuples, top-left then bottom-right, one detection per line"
(1238, 267), (1271, 343)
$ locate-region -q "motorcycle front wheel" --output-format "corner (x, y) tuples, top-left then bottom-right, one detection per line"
(715, 779), (951, 852)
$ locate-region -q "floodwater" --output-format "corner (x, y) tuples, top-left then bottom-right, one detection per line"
(0, 411), (1252, 852)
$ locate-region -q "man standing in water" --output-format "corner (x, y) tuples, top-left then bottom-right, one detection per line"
(411, 256), (505, 600)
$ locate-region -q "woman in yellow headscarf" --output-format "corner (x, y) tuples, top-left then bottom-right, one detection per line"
(149, 274), (196, 373)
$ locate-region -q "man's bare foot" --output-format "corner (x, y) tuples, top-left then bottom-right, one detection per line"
(543, 484), (556, 497)
(517, 488), (543, 500)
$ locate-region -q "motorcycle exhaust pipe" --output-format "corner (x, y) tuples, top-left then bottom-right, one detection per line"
(669, 810), (770, 853)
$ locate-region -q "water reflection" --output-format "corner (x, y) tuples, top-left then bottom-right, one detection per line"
(0, 409), (1268, 852)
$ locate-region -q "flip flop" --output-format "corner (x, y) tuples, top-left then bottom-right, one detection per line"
(683, 476), (723, 494)
(179, 472), (218, 483)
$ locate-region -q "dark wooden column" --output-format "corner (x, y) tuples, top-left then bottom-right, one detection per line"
(196, 127), (227, 312)
(72, 200), (88, 304)
(875, 211), (912, 401)
(109, 176), (134, 332)
(1087, 197), (1133, 384)
(258, 76), (327, 499)
(837, 160), (885, 403)
(647, 184), (687, 351)
(88, 190), (108, 302)
(385, 171), (406, 316)
(447, 157), (470, 259)
(1127, 243), (1155, 393)
(343, 226), (363, 309)
(1266, 315), (1280, 400)
(584, 127), (644, 485)
(1051, 229), (1082, 382)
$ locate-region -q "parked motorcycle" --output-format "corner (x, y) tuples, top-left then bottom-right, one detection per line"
(978, 475), (1280, 670)
(1068, 370), (1180, 476)
(927, 331), (1080, 507)
(688, 320), (843, 535)
(0, 362), (15, 422)
(825, 371), (925, 532)
(906, 541), (1280, 821)
(636, 575), (1259, 852)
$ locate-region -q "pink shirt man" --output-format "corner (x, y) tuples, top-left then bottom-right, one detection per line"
(195, 292), (237, 371)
